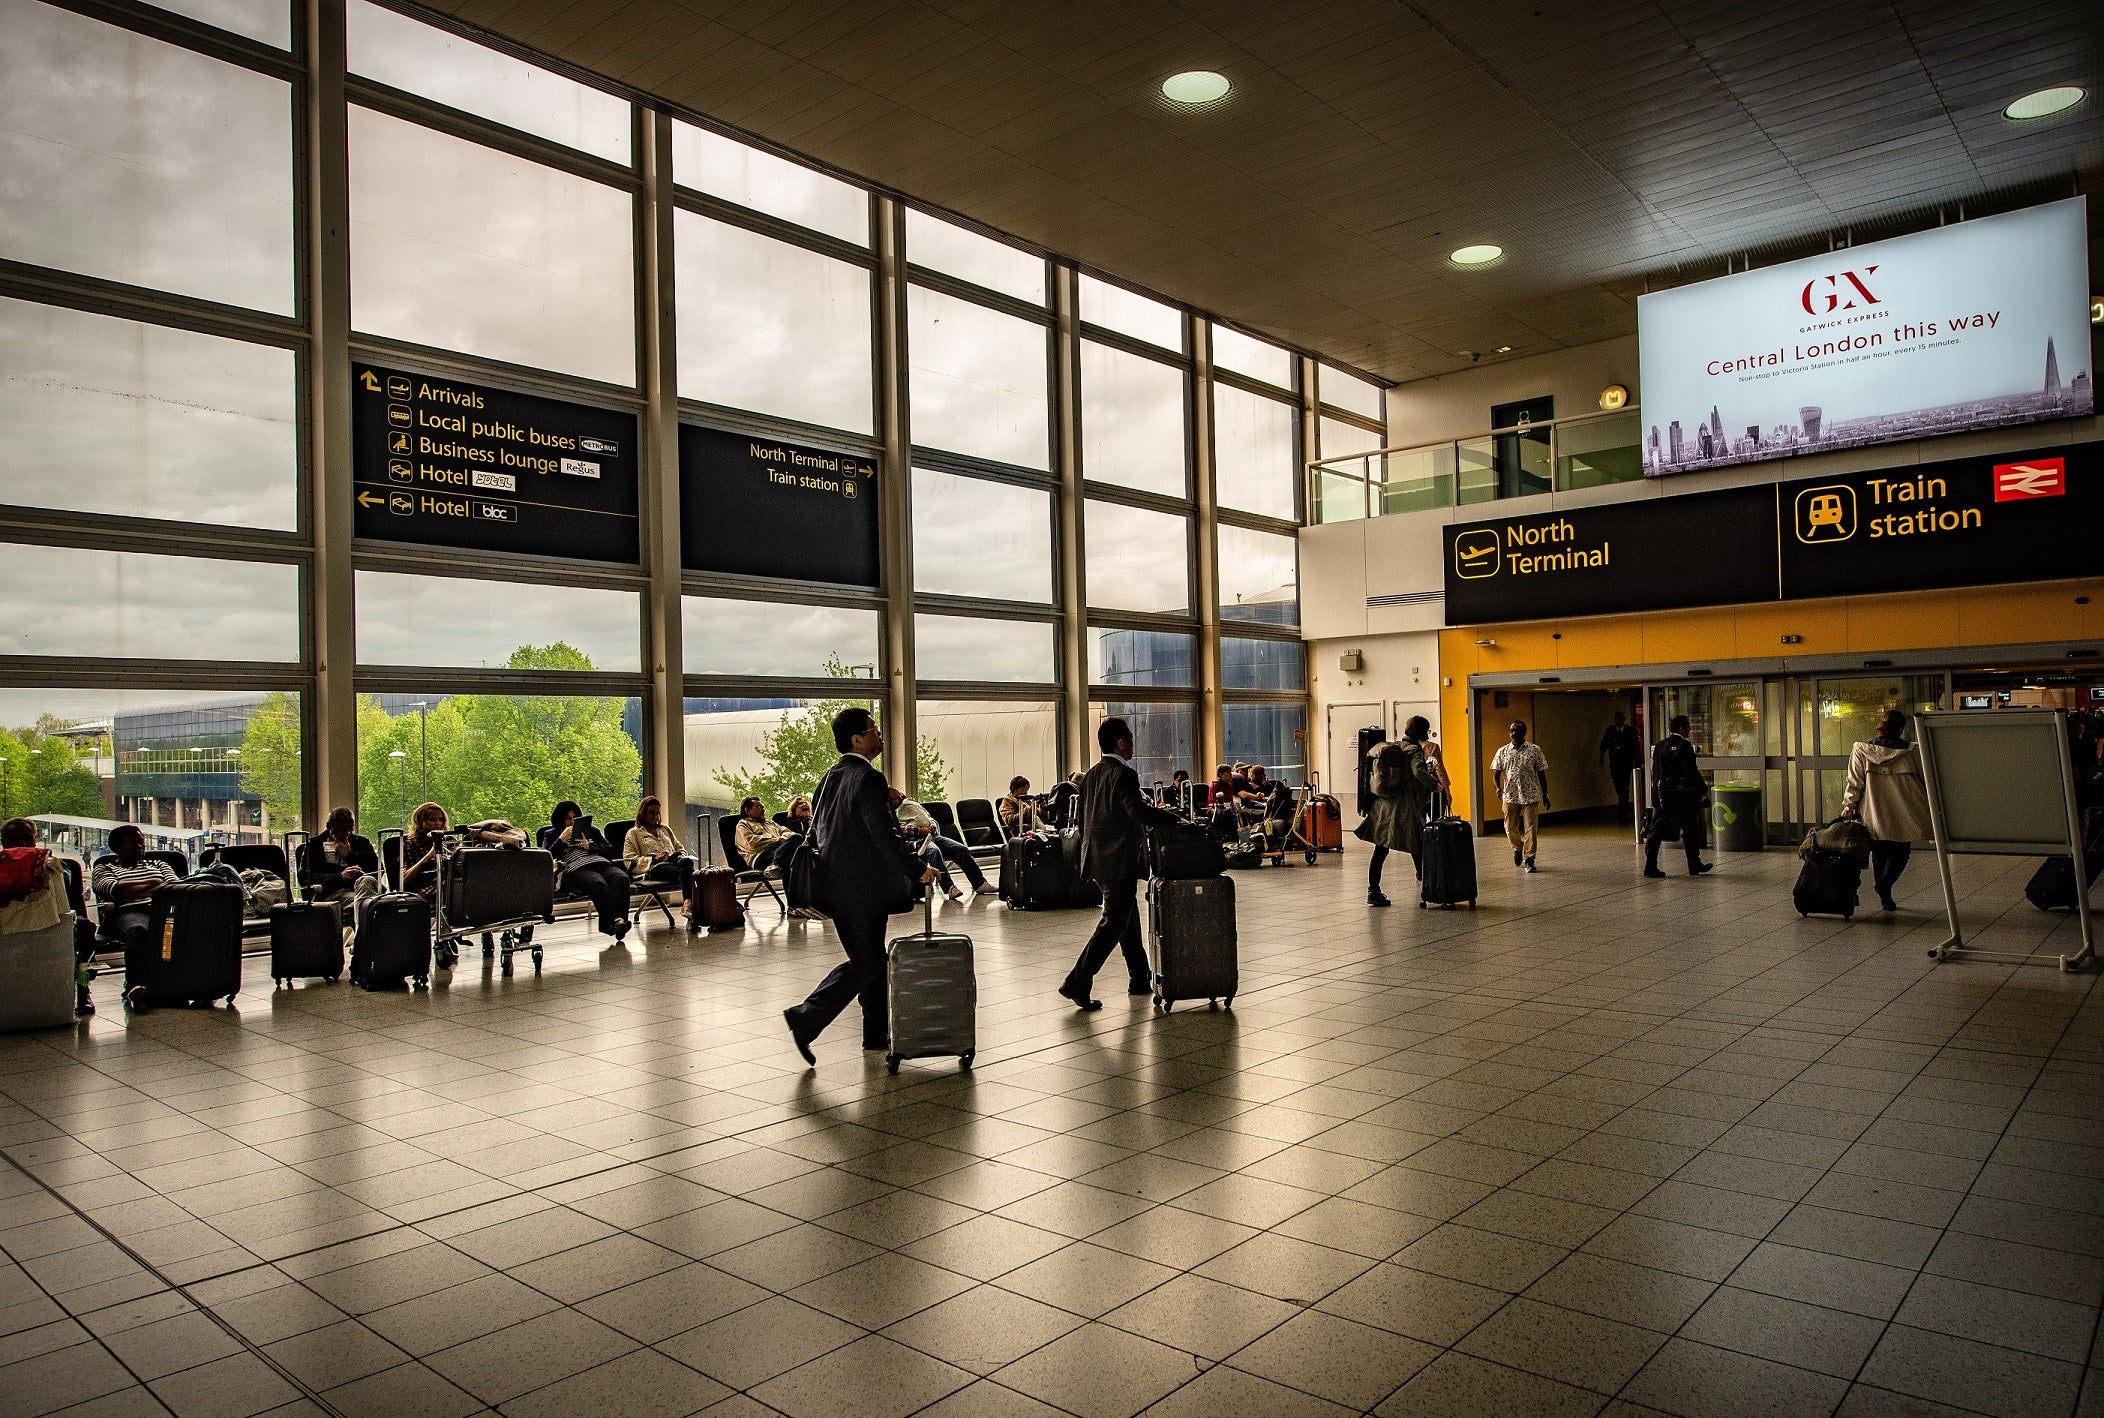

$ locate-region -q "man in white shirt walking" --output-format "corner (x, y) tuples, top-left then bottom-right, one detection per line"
(1491, 721), (1550, 873)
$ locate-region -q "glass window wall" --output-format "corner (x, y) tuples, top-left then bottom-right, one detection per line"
(0, 544), (298, 661)
(356, 689), (641, 836)
(675, 212), (874, 434)
(1088, 700), (1195, 788)
(0, 686), (304, 845)
(1084, 501), (1188, 615)
(905, 210), (1045, 304)
(916, 699), (1058, 803)
(148, 0), (291, 47)
(0, 0), (294, 313)
(914, 614), (1055, 684)
(907, 286), (1049, 471)
(1225, 704), (1307, 785)
(354, 570), (640, 672)
(0, 298), (297, 529)
(1080, 341), (1186, 497)
(1222, 637), (1305, 691)
(684, 692), (878, 820)
(1319, 364), (1383, 420)
(1210, 325), (1291, 389)
(1212, 383), (1297, 521)
(348, 106), (635, 385)
(1218, 525), (1298, 626)
(681, 596), (878, 680)
(1079, 275), (1181, 351)
(672, 122), (868, 245)
(911, 468), (1052, 604)
(1088, 627), (1194, 688)
(347, 0), (630, 163)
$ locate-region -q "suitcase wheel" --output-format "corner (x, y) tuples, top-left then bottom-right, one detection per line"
(330, 973), (341, 984)
(959, 1051), (973, 1071)
(1223, 995), (1234, 1009)
(1305, 851), (1317, 866)
(413, 975), (428, 991)
(1207, 999), (1218, 1011)
(531, 947), (543, 974)
(885, 1054), (901, 1075)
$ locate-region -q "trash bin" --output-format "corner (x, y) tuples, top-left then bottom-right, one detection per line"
(1710, 784), (1763, 852)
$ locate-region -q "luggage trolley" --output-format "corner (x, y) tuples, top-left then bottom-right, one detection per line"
(1278, 777), (1325, 866)
(433, 835), (556, 977)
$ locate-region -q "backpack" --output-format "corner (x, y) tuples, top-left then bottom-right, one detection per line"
(1371, 742), (1410, 798)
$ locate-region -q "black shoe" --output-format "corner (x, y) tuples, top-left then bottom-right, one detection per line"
(1690, 862), (1713, 876)
(1368, 892), (1391, 907)
(1878, 892), (1897, 912)
(1058, 981), (1102, 1012)
(1513, 849), (1523, 866)
(1524, 858), (1537, 873)
(1643, 867), (1667, 879)
(783, 1008), (817, 1065)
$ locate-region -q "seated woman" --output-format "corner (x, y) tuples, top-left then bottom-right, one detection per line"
(998, 776), (1042, 836)
(539, 802), (631, 940)
(622, 796), (693, 910)
(303, 807), (381, 936)
(400, 802), (450, 906)
(734, 797), (798, 872)
(777, 796), (813, 836)
(1206, 764), (1237, 809)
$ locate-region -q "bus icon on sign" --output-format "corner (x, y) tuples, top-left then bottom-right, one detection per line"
(1794, 485), (1855, 543)
(1453, 529), (1500, 579)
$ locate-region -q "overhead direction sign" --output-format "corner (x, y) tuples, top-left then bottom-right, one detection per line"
(351, 362), (639, 563)
(680, 425), (880, 587)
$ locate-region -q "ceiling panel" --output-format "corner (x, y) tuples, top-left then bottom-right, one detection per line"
(415, 0), (2104, 384)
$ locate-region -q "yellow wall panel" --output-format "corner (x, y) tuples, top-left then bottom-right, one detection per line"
(1844, 591), (1960, 653)
(1439, 675), (1472, 810)
(1469, 625), (1560, 674)
(1642, 609), (1738, 664)
(1957, 584), (2085, 647)
(1556, 618), (1644, 669)
(1737, 601), (1846, 658)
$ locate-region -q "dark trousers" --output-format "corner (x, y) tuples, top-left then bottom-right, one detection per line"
(1870, 840), (1912, 899)
(793, 909), (890, 1047)
(564, 861), (633, 934)
(1644, 806), (1705, 872)
(1067, 878), (1150, 994)
(104, 904), (154, 952)
(640, 857), (694, 898)
(1368, 845), (1419, 892)
(1609, 760), (1636, 809)
(929, 835), (987, 889)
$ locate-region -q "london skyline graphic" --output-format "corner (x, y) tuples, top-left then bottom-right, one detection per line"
(1643, 337), (2093, 476)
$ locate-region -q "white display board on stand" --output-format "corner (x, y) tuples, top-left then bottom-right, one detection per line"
(1916, 709), (2094, 970)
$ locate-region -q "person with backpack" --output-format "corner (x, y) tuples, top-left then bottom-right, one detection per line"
(1840, 709), (1933, 912)
(1643, 715), (1713, 879)
(1355, 716), (1441, 907)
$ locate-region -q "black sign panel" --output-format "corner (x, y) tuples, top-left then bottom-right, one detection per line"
(1443, 485), (1779, 625)
(1780, 444), (2104, 601)
(352, 363), (639, 563)
(680, 425), (879, 587)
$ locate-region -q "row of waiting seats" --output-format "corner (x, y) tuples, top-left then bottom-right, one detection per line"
(710, 796), (1019, 920)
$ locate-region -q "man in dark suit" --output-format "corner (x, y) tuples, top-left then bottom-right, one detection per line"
(1060, 717), (1183, 1011)
(1643, 713), (1714, 879)
(784, 707), (939, 1063)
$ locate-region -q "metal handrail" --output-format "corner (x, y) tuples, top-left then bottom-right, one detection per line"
(1305, 405), (1644, 521)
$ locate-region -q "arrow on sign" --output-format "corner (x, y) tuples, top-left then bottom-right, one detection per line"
(359, 370), (382, 393)
(357, 491), (385, 508)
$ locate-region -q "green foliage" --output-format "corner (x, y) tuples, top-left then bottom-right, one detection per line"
(237, 691), (304, 826)
(713, 656), (947, 810)
(352, 643), (643, 836)
(0, 726), (105, 821)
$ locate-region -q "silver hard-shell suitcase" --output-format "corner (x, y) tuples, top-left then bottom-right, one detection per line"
(886, 895), (976, 1074)
(1147, 875), (1237, 1012)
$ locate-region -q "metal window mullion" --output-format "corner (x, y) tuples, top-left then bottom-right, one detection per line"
(344, 80), (638, 190)
(346, 332), (645, 409)
(678, 577), (884, 611)
(670, 189), (876, 269)
(874, 196), (918, 790)
(1052, 265), (1088, 778)
(348, 548), (648, 593)
(677, 403), (882, 456)
(0, 513), (310, 562)
(681, 674), (884, 701)
(39, 0), (302, 78)
(638, 107), (686, 820)
(904, 268), (1054, 327)
(0, 261), (307, 349)
(914, 596), (1061, 623)
(1077, 323), (1189, 369)
(1194, 318), (1224, 774)
(913, 681), (1062, 703)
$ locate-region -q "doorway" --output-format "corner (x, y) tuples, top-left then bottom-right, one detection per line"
(1489, 395), (1554, 500)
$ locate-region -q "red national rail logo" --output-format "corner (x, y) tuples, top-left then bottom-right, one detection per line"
(1992, 458), (2065, 502)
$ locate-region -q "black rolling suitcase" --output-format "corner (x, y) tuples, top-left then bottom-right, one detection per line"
(353, 891), (431, 990)
(1001, 832), (1098, 909)
(269, 900), (343, 987)
(886, 895), (976, 1075)
(1147, 875), (1236, 1012)
(1148, 823), (1226, 881)
(2025, 809), (2104, 911)
(1419, 802), (1477, 909)
(1794, 849), (1862, 919)
(445, 847), (556, 927)
(125, 880), (244, 1010)
(1356, 725), (1387, 816)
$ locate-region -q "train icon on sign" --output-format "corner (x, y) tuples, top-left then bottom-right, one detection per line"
(1453, 528), (1500, 579)
(1793, 485), (1856, 543)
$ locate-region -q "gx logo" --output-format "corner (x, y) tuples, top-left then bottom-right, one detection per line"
(1800, 266), (1881, 316)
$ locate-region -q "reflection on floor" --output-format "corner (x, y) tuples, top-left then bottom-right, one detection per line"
(2, 831), (2100, 1418)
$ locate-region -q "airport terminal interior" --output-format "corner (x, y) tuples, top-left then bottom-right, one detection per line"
(1, 1), (2102, 1415)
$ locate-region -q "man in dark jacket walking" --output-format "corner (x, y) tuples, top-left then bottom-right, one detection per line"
(1643, 714), (1713, 878)
(1060, 717), (1183, 1011)
(783, 707), (939, 1064)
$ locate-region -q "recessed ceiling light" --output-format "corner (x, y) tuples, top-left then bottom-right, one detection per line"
(1160, 71), (1231, 106)
(1449, 244), (1503, 266)
(1494, 345), (1512, 354)
(2004, 85), (2084, 120)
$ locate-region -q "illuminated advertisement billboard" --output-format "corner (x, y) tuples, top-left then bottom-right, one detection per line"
(1637, 197), (2092, 476)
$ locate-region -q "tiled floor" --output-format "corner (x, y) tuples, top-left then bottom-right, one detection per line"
(3, 828), (2101, 1418)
